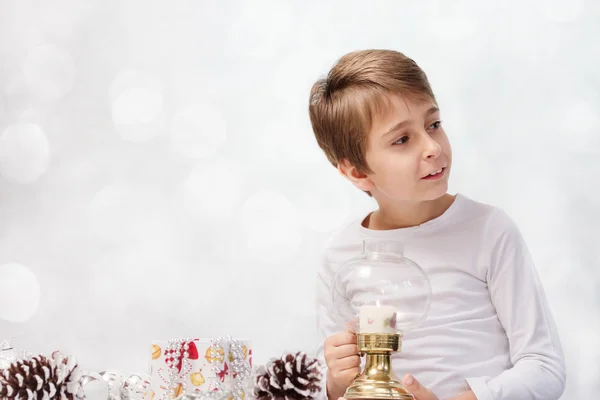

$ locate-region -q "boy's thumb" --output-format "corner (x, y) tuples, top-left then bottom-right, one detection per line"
(402, 374), (435, 400)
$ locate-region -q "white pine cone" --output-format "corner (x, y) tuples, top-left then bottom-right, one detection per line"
(0, 352), (84, 399)
(253, 352), (323, 400)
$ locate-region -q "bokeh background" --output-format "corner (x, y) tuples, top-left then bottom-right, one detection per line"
(0, 0), (598, 398)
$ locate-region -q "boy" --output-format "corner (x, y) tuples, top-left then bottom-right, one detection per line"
(309, 50), (566, 400)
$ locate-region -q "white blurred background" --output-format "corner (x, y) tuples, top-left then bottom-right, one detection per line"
(0, 0), (598, 398)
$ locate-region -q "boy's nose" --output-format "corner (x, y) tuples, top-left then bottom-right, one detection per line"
(422, 135), (442, 159)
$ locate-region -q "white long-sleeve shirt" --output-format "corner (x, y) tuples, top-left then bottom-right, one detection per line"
(315, 193), (566, 400)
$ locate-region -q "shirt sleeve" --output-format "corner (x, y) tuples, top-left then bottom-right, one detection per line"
(315, 250), (340, 390)
(465, 209), (566, 400)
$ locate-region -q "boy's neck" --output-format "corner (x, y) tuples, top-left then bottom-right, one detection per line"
(365, 193), (456, 230)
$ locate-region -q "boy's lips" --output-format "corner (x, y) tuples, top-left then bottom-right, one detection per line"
(421, 167), (446, 180)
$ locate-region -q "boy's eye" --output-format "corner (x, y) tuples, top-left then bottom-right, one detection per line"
(429, 121), (442, 130)
(393, 136), (409, 145)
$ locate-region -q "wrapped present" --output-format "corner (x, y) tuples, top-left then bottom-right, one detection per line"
(146, 338), (252, 400)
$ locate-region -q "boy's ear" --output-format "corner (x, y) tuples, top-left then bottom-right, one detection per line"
(337, 159), (375, 193)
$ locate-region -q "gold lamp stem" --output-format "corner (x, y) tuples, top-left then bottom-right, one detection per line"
(364, 353), (396, 381)
(344, 334), (414, 400)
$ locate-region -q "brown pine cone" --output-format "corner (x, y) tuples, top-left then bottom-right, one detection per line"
(254, 352), (323, 400)
(0, 352), (83, 399)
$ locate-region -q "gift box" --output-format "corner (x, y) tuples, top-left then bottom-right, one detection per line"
(146, 338), (252, 400)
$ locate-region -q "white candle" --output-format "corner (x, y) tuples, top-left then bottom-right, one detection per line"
(359, 304), (398, 334)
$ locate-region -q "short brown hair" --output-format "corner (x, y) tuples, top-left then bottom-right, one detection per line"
(308, 49), (436, 177)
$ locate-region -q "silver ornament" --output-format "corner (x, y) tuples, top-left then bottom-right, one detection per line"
(101, 370), (124, 400)
(121, 373), (151, 400)
(0, 337), (22, 370)
(80, 371), (110, 400)
(0, 334), (35, 370)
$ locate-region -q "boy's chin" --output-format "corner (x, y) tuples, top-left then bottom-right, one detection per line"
(372, 188), (449, 203)
(417, 186), (450, 202)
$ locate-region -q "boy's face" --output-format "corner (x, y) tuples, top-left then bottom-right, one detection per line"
(344, 94), (452, 203)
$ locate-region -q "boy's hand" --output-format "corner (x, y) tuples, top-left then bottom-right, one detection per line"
(401, 375), (439, 400)
(324, 331), (361, 399)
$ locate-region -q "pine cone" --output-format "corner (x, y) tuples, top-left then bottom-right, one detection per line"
(0, 351), (83, 399)
(254, 352), (323, 400)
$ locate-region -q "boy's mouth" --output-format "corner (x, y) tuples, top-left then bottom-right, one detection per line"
(421, 167), (446, 180)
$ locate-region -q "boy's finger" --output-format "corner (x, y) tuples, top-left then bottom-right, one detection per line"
(332, 344), (359, 358)
(402, 374), (437, 400)
(334, 354), (361, 370)
(330, 331), (357, 346)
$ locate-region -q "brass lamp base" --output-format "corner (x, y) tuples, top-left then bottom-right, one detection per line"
(344, 333), (413, 400)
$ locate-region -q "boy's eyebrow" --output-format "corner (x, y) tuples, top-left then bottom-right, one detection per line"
(380, 106), (440, 140)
